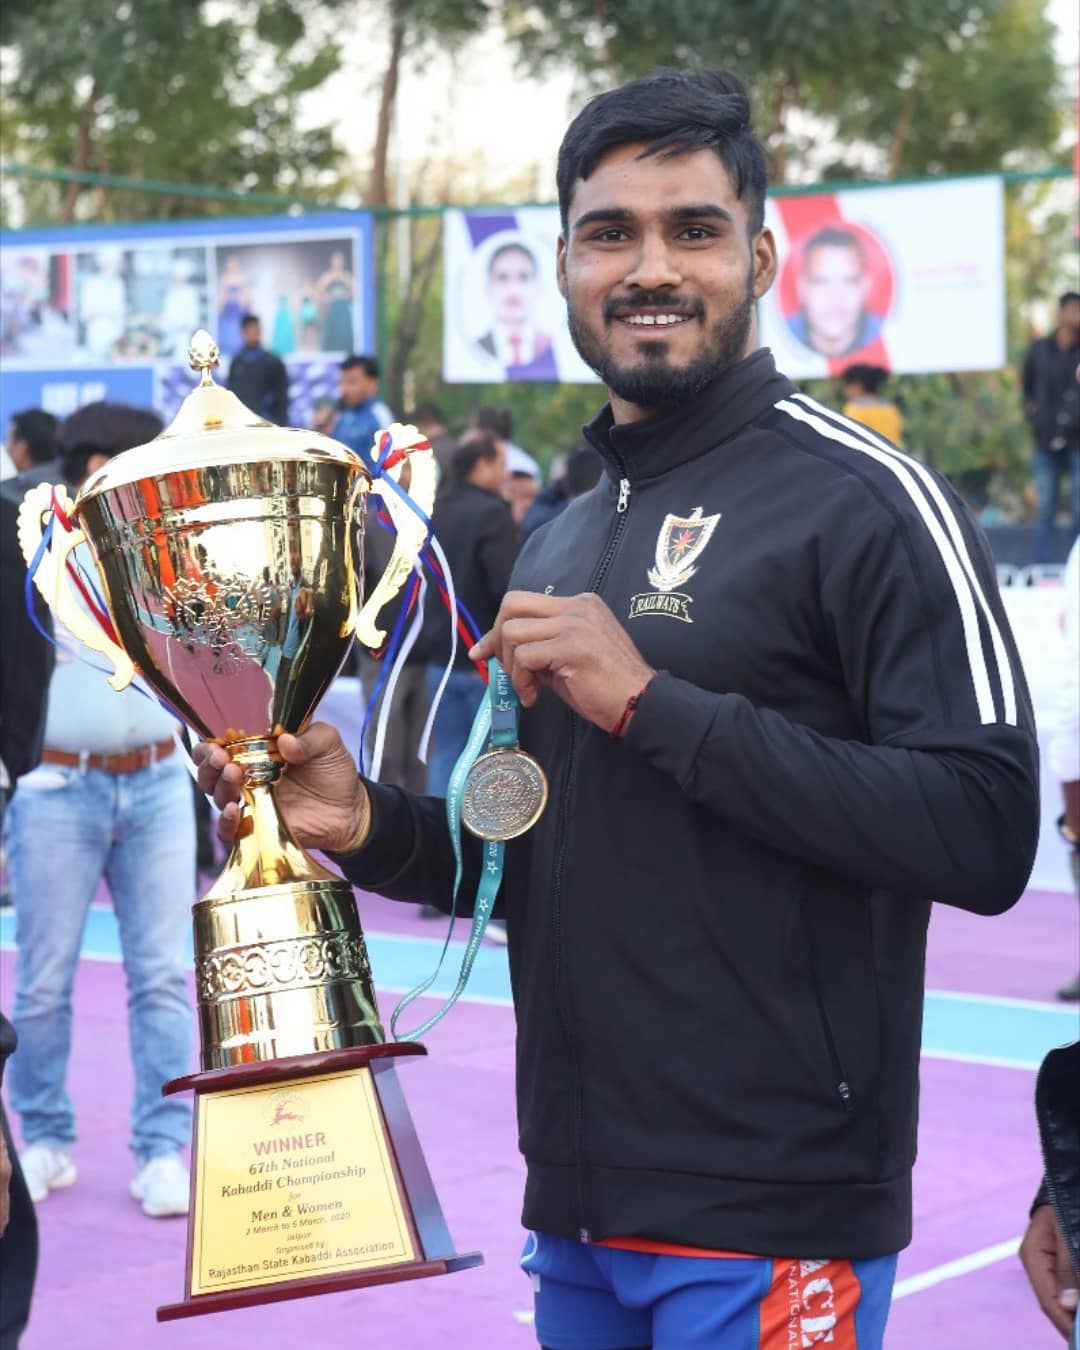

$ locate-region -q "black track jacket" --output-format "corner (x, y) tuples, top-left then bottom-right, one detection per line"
(336, 348), (1039, 1259)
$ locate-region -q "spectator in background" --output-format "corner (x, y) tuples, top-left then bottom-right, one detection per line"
(407, 401), (456, 482)
(4, 402), (195, 1221)
(334, 355), (395, 469)
(226, 313), (289, 425)
(470, 405), (542, 527)
(1024, 292), (1080, 564)
(420, 436), (517, 800)
(1, 409), (62, 504)
(522, 443), (604, 539)
(840, 364), (904, 447)
(1049, 537), (1080, 1001)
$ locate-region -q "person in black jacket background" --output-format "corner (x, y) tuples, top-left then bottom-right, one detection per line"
(1023, 290), (1080, 563)
(420, 435), (519, 797)
(199, 69), (1039, 1350)
(226, 313), (289, 425)
(0, 489), (50, 1347)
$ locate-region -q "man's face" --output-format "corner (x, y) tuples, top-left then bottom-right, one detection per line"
(487, 247), (538, 330)
(556, 144), (776, 417)
(470, 444), (508, 495)
(242, 321), (261, 349)
(339, 366), (374, 406)
(797, 244), (869, 355)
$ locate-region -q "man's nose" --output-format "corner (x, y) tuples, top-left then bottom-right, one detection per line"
(624, 232), (683, 290)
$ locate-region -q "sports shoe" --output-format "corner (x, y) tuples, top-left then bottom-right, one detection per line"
(131, 1153), (190, 1217)
(20, 1144), (77, 1203)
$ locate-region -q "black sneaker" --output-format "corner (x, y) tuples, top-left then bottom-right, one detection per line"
(1056, 973), (1080, 1001)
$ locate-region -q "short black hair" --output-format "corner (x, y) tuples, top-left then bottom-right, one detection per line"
(341, 355), (379, 378)
(240, 312), (260, 328)
(471, 405), (513, 440)
(1060, 291), (1080, 308)
(451, 435), (499, 483)
(803, 226), (864, 263)
(840, 363), (889, 394)
(9, 408), (59, 464)
(556, 68), (768, 233)
(408, 401), (445, 426)
(488, 241), (537, 276)
(59, 401), (163, 484)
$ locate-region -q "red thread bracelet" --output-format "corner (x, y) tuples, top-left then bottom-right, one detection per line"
(611, 674), (657, 739)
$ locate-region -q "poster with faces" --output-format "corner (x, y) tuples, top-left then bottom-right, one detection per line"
(760, 175), (1006, 377)
(443, 207), (596, 384)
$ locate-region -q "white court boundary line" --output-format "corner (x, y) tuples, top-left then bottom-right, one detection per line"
(893, 1237), (1021, 1299)
(508, 1236), (1024, 1325)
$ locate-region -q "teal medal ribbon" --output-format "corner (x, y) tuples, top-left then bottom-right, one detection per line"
(389, 659), (523, 1041)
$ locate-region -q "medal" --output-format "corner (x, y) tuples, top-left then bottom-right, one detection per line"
(461, 747), (548, 841)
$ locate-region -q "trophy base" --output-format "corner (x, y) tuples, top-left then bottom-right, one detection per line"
(157, 1044), (482, 1321)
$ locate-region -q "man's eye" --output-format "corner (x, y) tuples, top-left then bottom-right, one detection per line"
(592, 228), (627, 243)
(681, 227), (715, 241)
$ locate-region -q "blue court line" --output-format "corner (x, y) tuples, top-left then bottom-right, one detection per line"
(1, 907), (1076, 1067)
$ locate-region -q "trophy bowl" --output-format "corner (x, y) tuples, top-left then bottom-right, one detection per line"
(19, 331), (436, 1069)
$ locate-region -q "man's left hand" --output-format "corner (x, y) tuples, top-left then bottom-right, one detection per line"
(470, 591), (656, 734)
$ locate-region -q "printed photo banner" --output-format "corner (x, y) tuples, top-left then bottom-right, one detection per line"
(443, 207), (597, 384)
(0, 211), (375, 428)
(760, 175), (1006, 377)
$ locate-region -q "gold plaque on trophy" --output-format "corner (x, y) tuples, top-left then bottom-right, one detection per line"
(190, 1068), (415, 1296)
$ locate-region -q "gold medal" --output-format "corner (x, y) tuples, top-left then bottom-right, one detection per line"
(461, 748), (549, 842)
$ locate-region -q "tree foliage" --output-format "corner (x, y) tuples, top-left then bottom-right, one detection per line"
(0, 0), (349, 220)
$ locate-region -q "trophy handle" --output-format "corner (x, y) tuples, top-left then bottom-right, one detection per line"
(17, 482), (137, 693)
(353, 426), (437, 650)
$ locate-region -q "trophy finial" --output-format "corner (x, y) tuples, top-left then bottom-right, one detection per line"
(188, 330), (221, 386)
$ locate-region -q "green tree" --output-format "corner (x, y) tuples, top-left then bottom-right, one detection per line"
(0, 0), (348, 221)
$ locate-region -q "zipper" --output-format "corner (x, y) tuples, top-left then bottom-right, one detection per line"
(550, 455), (633, 1244)
(802, 914), (855, 1114)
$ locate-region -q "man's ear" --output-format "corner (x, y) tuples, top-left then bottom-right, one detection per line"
(556, 235), (569, 300)
(751, 227), (778, 300)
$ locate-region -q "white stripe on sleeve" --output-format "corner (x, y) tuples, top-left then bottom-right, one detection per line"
(791, 393), (1017, 725)
(775, 398), (1002, 726)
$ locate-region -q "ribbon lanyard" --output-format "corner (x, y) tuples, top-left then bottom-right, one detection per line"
(389, 659), (517, 1042)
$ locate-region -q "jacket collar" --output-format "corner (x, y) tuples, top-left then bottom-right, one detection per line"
(582, 347), (796, 485)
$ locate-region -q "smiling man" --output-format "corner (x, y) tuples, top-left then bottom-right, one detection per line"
(198, 70), (1039, 1349)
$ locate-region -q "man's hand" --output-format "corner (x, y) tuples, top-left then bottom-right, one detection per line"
(1020, 1203), (1079, 1339)
(470, 591), (656, 734)
(0, 1125), (11, 1236)
(193, 723), (370, 854)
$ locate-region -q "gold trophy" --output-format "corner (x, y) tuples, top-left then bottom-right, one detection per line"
(18, 332), (481, 1319)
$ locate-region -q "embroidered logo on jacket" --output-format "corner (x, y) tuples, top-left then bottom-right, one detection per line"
(629, 506), (720, 624)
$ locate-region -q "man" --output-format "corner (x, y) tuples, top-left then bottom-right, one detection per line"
(199, 69), (1038, 1348)
(420, 435), (517, 798)
(226, 312), (289, 425)
(406, 400), (457, 481)
(840, 363), (903, 447)
(0, 480), (53, 1347)
(788, 226), (884, 357)
(1023, 291), (1080, 564)
(0, 409), (61, 504)
(333, 355), (395, 468)
(6, 402), (195, 1221)
(477, 240), (558, 380)
(470, 405), (543, 527)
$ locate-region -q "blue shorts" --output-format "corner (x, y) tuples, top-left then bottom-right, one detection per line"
(521, 1232), (897, 1350)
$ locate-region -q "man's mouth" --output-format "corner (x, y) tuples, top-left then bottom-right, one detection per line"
(617, 312), (694, 328)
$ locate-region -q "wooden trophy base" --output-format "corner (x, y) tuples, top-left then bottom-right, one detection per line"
(157, 1044), (482, 1321)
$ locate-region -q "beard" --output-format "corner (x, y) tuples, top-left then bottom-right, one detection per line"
(566, 270), (755, 412)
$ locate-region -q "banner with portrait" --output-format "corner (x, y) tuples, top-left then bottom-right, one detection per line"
(443, 208), (596, 384)
(760, 176), (1005, 377)
(0, 211), (375, 429)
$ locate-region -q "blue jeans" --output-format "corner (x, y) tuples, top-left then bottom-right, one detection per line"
(424, 665), (487, 797)
(4, 756), (195, 1165)
(1033, 445), (1080, 563)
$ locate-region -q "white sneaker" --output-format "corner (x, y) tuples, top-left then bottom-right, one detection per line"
(131, 1153), (190, 1217)
(20, 1144), (77, 1203)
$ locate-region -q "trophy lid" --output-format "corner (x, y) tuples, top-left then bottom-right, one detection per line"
(76, 329), (363, 509)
